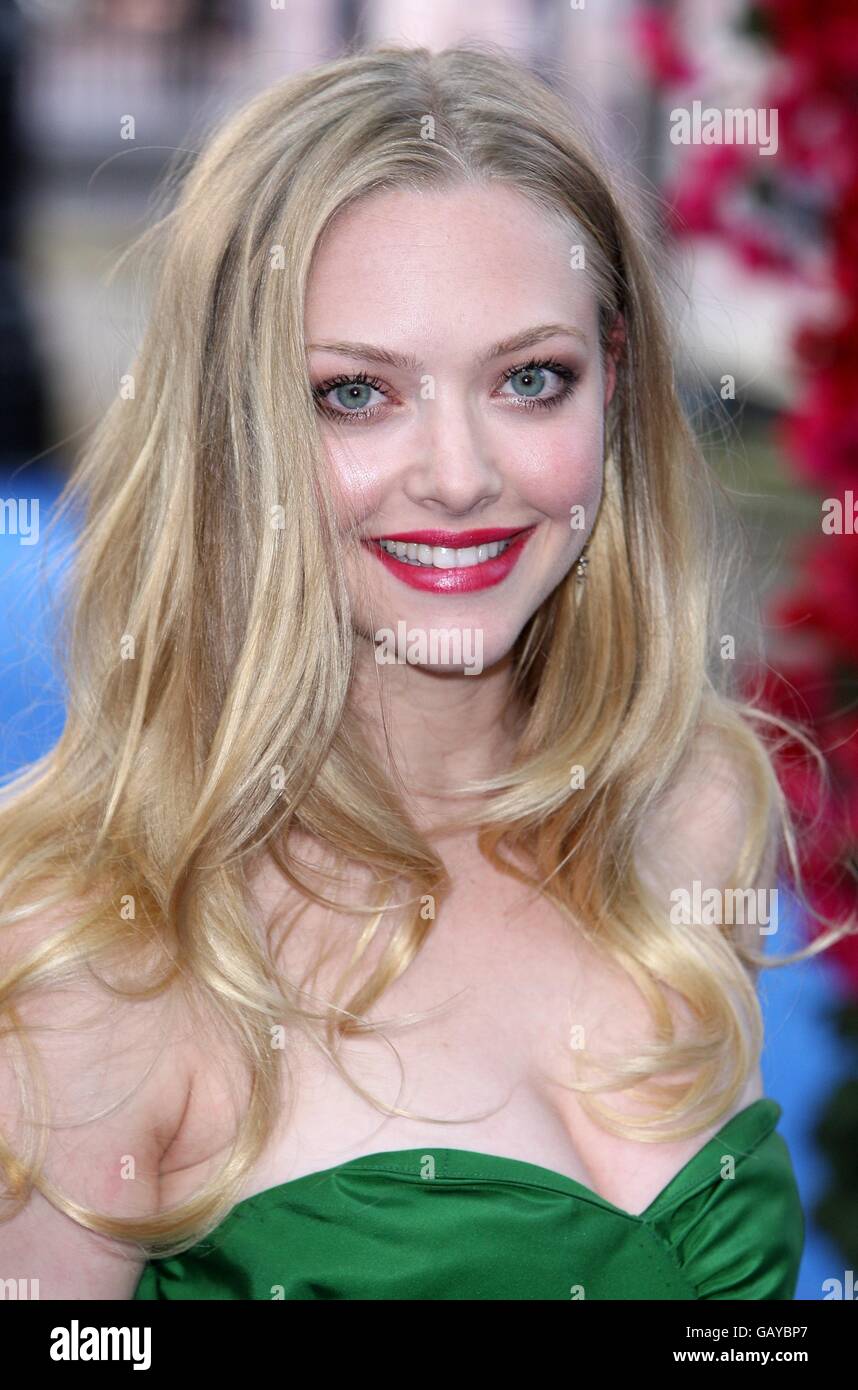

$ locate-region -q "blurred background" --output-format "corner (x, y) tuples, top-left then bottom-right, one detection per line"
(0, 0), (855, 1298)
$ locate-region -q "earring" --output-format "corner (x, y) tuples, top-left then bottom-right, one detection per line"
(576, 544), (590, 584)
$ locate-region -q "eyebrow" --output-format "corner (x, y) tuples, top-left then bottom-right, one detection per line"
(306, 322), (588, 371)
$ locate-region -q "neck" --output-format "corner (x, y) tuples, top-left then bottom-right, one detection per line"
(348, 636), (524, 831)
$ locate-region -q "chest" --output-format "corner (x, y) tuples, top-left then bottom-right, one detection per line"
(158, 846), (738, 1217)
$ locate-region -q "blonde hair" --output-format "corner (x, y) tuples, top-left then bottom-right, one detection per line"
(1, 39), (853, 1260)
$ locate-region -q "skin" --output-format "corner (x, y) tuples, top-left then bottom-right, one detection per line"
(304, 183), (618, 825)
(154, 191), (767, 1230)
(0, 199), (766, 1303)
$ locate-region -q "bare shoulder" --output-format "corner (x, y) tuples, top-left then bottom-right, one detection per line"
(0, 897), (195, 1298)
(556, 730), (773, 1209)
(634, 724), (779, 966)
(638, 724), (777, 881)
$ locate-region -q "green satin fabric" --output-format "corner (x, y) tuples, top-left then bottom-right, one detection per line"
(133, 1098), (803, 1300)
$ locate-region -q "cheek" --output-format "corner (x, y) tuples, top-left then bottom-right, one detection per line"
(321, 437), (389, 527)
(512, 412), (604, 526)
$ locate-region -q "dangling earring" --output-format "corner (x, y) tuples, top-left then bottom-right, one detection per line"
(575, 544), (590, 584)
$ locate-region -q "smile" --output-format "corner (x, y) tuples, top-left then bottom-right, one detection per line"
(363, 526), (537, 593)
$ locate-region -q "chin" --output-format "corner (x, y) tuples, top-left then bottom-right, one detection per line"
(365, 611), (537, 679)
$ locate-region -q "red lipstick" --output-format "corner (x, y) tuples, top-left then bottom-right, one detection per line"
(379, 527), (526, 547)
(362, 525), (537, 594)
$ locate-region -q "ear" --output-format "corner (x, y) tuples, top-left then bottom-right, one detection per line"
(603, 312), (626, 410)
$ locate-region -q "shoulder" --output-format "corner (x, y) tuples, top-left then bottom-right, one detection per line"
(639, 724), (776, 880)
(559, 729), (774, 1208)
(0, 896), (195, 1297)
(634, 723), (779, 968)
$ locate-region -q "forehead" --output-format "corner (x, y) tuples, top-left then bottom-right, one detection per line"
(304, 183), (599, 350)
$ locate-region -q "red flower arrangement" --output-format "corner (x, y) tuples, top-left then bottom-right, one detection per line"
(632, 1), (858, 987)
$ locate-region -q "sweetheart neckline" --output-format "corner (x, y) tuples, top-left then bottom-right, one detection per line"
(210, 1096), (782, 1231)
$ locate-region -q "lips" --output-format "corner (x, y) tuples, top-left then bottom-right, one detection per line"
(362, 525), (537, 594)
(378, 527), (527, 546)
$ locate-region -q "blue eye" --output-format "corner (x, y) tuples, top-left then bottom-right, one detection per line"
(497, 359), (580, 409)
(312, 370), (386, 421)
(311, 357), (580, 424)
(506, 365), (549, 397)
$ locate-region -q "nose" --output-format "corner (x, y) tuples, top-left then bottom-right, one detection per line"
(401, 389), (504, 516)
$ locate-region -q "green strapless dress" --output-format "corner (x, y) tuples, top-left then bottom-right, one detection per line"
(133, 1097), (803, 1300)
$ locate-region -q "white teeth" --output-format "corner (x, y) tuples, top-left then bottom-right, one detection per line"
(376, 537), (515, 567)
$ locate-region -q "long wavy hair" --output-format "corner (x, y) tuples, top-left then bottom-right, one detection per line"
(1, 39), (853, 1259)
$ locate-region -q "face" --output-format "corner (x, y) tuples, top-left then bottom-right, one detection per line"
(304, 183), (617, 675)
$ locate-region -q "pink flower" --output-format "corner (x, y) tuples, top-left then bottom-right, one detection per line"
(628, 7), (697, 86)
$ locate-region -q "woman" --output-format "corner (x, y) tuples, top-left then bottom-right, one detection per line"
(0, 40), (851, 1301)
